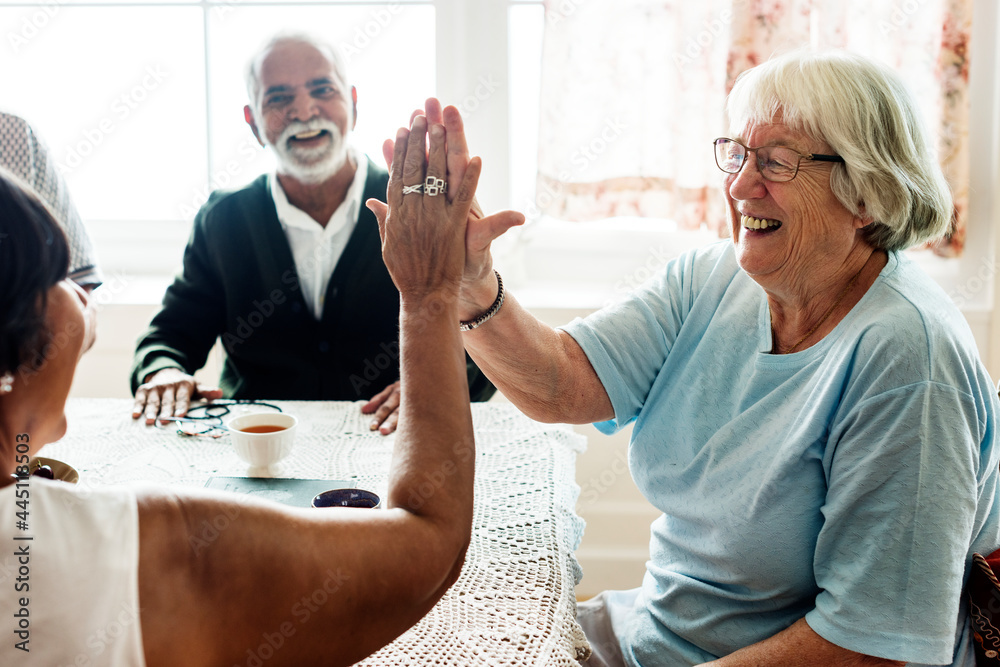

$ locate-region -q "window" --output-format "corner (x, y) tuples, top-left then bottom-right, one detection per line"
(0, 0), (997, 330)
(501, 0), (1000, 327)
(0, 0), (438, 275)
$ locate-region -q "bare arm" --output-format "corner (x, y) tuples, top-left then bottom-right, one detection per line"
(698, 618), (905, 667)
(459, 275), (612, 424)
(137, 115), (480, 667)
(379, 99), (613, 425)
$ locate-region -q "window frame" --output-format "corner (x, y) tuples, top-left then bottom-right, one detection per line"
(2, 0), (997, 360)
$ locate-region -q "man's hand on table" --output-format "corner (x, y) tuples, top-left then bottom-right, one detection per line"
(132, 367), (224, 425)
(361, 380), (401, 435)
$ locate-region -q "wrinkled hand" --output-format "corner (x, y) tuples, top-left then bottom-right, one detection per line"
(367, 115), (481, 303)
(131, 367), (223, 426)
(376, 99), (524, 316)
(360, 381), (401, 435)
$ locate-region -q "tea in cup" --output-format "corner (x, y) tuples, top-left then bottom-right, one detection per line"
(226, 412), (297, 474)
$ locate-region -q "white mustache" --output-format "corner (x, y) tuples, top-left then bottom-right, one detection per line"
(278, 120), (342, 147)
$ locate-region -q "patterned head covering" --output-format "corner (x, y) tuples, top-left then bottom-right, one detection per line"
(0, 111), (102, 287)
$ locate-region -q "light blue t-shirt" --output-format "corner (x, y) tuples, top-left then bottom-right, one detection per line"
(562, 241), (1000, 666)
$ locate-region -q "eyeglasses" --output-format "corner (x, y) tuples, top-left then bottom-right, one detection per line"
(713, 137), (844, 182)
(154, 400), (284, 438)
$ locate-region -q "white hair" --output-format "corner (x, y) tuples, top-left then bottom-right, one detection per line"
(727, 49), (953, 251)
(244, 31), (351, 114)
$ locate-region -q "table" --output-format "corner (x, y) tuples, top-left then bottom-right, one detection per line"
(41, 399), (592, 666)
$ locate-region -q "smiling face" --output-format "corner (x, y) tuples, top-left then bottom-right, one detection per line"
(246, 40), (357, 185)
(725, 121), (868, 294)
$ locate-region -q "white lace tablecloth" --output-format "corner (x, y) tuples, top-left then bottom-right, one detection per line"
(41, 398), (591, 666)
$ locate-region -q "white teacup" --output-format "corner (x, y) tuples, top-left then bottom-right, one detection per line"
(226, 412), (297, 474)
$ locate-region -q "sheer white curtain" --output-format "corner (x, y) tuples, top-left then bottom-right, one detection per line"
(536, 0), (972, 255)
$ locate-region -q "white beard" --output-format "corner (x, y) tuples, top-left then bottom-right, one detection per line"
(268, 119), (350, 185)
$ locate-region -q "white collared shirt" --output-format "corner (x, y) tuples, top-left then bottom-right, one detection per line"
(270, 147), (368, 320)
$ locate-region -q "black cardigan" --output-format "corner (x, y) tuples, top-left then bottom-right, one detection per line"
(130, 162), (495, 401)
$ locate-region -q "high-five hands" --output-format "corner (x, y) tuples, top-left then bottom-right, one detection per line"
(367, 115), (480, 303)
(370, 99), (525, 319)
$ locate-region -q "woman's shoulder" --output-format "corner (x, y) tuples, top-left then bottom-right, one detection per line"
(849, 251), (989, 394)
(864, 251), (975, 346)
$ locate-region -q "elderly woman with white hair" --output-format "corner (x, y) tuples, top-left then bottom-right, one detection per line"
(372, 51), (1000, 665)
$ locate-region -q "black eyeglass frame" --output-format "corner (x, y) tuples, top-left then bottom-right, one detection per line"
(154, 399), (284, 437)
(712, 137), (845, 182)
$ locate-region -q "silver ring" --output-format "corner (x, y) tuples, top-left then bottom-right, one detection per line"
(402, 183), (423, 195)
(424, 176), (447, 197)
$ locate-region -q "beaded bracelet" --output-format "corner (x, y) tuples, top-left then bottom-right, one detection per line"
(459, 270), (505, 332)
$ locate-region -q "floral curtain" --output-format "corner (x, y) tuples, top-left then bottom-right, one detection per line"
(536, 0), (972, 255)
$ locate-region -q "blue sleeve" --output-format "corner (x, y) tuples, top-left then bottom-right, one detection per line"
(806, 381), (993, 664)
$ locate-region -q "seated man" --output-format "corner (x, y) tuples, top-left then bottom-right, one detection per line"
(130, 32), (495, 432)
(0, 110), (103, 290)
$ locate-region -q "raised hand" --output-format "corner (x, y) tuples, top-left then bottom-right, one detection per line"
(368, 115), (481, 305)
(377, 98), (524, 319)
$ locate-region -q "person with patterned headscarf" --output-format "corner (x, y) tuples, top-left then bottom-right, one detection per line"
(0, 110), (102, 290)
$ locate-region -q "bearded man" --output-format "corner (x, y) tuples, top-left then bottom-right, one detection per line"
(129, 33), (495, 433)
